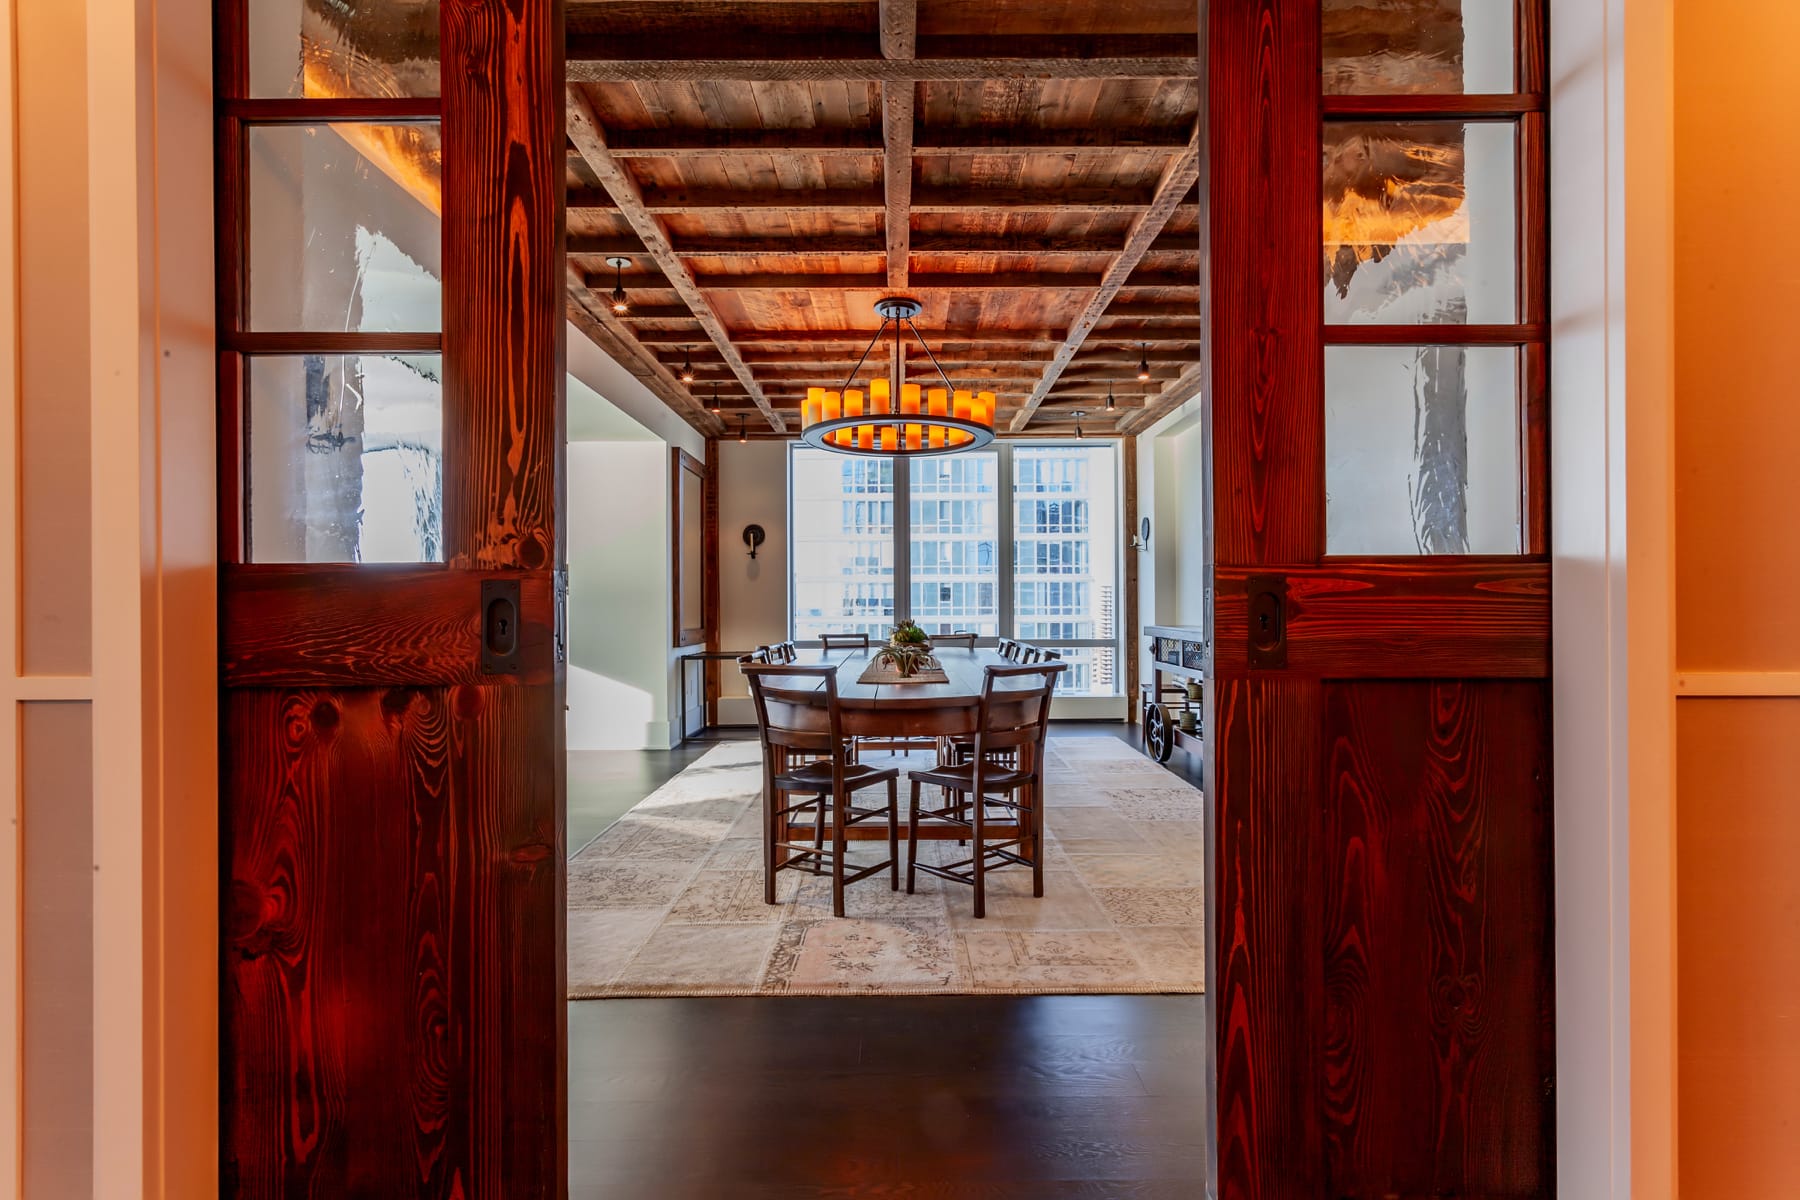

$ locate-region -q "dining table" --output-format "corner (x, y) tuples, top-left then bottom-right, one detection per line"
(762, 645), (1053, 843)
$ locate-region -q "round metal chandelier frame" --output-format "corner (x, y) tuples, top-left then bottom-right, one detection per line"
(798, 297), (998, 458)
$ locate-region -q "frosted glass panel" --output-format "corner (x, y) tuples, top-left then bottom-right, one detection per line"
(247, 123), (442, 332)
(1324, 122), (1516, 324)
(1323, 0), (1513, 93)
(246, 354), (443, 563)
(1326, 345), (1521, 555)
(250, 0), (440, 98)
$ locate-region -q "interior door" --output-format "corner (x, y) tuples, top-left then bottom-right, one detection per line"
(215, 0), (566, 1194)
(1207, 1), (1553, 1196)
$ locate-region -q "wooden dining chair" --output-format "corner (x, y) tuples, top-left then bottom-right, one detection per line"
(819, 633), (871, 652)
(933, 631), (977, 651)
(906, 661), (1065, 917)
(1020, 645), (1043, 664)
(747, 646), (772, 665)
(775, 640), (799, 663)
(741, 660), (900, 917)
(997, 639), (1021, 662)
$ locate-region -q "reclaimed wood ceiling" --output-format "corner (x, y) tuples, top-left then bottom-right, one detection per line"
(562, 0), (1203, 439)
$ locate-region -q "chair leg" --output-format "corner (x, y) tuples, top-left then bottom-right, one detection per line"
(763, 780), (779, 905)
(1030, 781), (1044, 898)
(832, 786), (848, 918)
(887, 778), (899, 890)
(971, 789), (986, 919)
(905, 778), (920, 894)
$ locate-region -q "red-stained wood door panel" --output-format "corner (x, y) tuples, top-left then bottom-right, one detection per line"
(216, 0), (567, 1195)
(1205, 2), (1554, 1197)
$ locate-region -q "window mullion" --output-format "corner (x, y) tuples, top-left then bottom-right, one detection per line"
(893, 458), (911, 626)
(997, 443), (1015, 642)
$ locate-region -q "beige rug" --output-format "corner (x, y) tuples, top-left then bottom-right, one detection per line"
(567, 736), (1206, 997)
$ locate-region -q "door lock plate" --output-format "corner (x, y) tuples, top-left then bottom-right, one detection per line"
(1246, 574), (1287, 670)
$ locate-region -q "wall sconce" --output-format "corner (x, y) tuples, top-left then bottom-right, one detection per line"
(743, 524), (766, 560)
(1131, 516), (1151, 552)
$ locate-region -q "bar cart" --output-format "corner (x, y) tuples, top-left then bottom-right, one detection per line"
(1140, 625), (1208, 763)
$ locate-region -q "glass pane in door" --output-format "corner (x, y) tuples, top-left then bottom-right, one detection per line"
(1323, 121), (1517, 325)
(909, 453), (999, 637)
(1322, 0), (1513, 94)
(1325, 345), (1521, 555)
(247, 123), (443, 332)
(250, 0), (441, 98)
(245, 354), (444, 563)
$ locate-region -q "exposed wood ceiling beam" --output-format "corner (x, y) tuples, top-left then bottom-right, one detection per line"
(580, 269), (674, 291)
(606, 128), (882, 157)
(879, 0), (916, 289)
(566, 87), (787, 433)
(564, 263), (720, 436)
(914, 127), (1194, 155)
(1010, 127), (1203, 432)
(878, 0), (916, 62)
(575, 231), (1201, 259)
(614, 306), (700, 321)
(574, 185), (1192, 214)
(596, 126), (1194, 159)
(1101, 302), (1203, 319)
(635, 327), (1203, 347)
(637, 328), (1065, 346)
(568, 35), (1200, 82)
(686, 271), (1111, 291)
(603, 271), (1198, 292)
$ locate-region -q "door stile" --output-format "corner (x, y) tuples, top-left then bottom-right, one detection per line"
(1208, 0), (1326, 1195)
(440, 0), (568, 1192)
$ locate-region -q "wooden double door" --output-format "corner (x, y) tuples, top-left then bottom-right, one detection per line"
(1207, 1), (1554, 1197)
(212, 0), (1553, 1196)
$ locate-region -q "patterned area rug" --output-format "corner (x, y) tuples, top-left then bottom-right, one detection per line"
(567, 737), (1206, 997)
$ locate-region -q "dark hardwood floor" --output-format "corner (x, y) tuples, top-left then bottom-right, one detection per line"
(568, 723), (1209, 1199)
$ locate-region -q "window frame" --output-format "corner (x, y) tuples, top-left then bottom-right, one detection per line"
(785, 439), (1126, 697)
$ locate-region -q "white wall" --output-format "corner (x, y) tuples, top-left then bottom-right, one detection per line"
(1549, 0), (1676, 1196)
(716, 440), (790, 724)
(567, 440), (676, 750)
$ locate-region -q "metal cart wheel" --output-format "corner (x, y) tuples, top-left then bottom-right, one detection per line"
(1143, 700), (1175, 763)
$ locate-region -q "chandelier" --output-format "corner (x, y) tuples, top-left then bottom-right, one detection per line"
(799, 297), (996, 457)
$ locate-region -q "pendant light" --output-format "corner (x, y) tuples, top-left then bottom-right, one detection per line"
(737, 415), (748, 444)
(1136, 343), (1151, 382)
(605, 256), (632, 314)
(1105, 382), (1116, 412)
(679, 351), (696, 384)
(797, 296), (996, 458)
(710, 383), (721, 417)
(1073, 410), (1086, 440)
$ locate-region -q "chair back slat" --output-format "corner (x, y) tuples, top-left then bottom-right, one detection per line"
(740, 660), (848, 760)
(933, 632), (977, 651)
(819, 632), (871, 652)
(971, 662), (1065, 776)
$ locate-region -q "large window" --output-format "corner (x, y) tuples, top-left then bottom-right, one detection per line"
(788, 443), (1122, 696)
